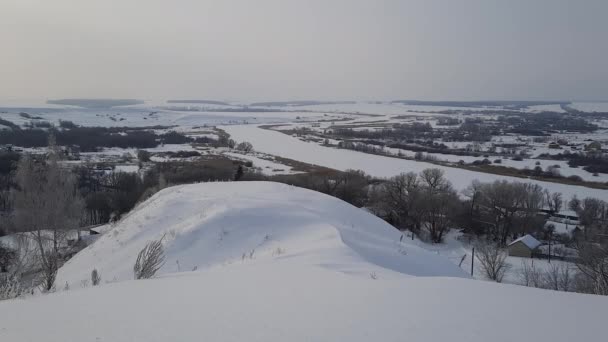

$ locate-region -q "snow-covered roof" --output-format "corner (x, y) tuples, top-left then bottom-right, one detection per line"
(508, 234), (541, 250)
(555, 210), (578, 218)
(545, 220), (579, 236)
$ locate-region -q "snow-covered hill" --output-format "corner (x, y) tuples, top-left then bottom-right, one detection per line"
(1, 182), (607, 342)
(56, 181), (467, 286)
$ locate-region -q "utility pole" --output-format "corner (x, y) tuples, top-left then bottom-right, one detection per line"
(471, 247), (475, 277)
(548, 236), (551, 263)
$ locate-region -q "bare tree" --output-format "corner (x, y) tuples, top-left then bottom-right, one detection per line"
(475, 242), (510, 282)
(11, 148), (84, 291)
(575, 242), (608, 295)
(134, 238), (165, 279)
(381, 172), (423, 233)
(542, 263), (572, 291)
(419, 169), (458, 243)
(476, 181), (544, 246)
(568, 195), (581, 213)
(0, 243), (16, 273)
(235, 141), (254, 153)
(518, 260), (543, 287)
(545, 191), (563, 214)
(571, 198), (607, 240)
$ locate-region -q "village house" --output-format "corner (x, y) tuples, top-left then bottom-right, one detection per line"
(507, 234), (541, 258)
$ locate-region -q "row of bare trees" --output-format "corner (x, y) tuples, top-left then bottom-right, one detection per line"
(370, 169), (459, 243)
(368, 169), (554, 244)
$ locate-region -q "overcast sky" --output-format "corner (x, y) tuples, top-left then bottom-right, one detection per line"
(1, 0), (607, 102)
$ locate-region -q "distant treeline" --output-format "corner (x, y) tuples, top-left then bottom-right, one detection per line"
(249, 101), (356, 107)
(391, 100), (570, 109)
(0, 123), (204, 151)
(539, 152), (608, 175)
(499, 112), (597, 134)
(47, 99), (144, 108)
(160, 106), (283, 113)
(167, 100), (231, 106)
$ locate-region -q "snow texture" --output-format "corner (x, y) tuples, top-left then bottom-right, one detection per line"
(1, 182), (607, 342)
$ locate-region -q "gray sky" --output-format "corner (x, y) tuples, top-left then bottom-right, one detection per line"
(1, 0), (607, 102)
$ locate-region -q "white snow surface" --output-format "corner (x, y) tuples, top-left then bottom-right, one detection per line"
(2, 182), (608, 341)
(55, 181), (467, 286)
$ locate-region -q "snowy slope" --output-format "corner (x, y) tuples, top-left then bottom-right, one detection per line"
(55, 182), (466, 287)
(2, 182), (608, 341)
(3, 262), (608, 342)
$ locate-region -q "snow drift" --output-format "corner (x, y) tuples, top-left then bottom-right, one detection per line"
(2, 182), (608, 342)
(56, 181), (466, 286)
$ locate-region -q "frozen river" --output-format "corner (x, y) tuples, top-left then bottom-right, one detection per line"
(223, 124), (608, 202)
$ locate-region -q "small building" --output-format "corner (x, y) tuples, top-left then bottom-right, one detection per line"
(585, 141), (602, 151)
(507, 234), (541, 258)
(552, 210), (579, 223)
(545, 220), (581, 238)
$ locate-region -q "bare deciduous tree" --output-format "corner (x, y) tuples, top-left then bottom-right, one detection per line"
(235, 141), (254, 153)
(381, 172), (422, 233)
(0, 243), (16, 273)
(419, 169), (458, 243)
(545, 191), (563, 214)
(11, 147), (84, 291)
(542, 263), (574, 291)
(518, 260), (543, 288)
(476, 181), (545, 246)
(575, 242), (608, 295)
(134, 238), (165, 279)
(475, 242), (510, 282)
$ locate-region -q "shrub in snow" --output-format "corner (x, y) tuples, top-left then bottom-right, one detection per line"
(475, 243), (510, 283)
(236, 141), (254, 153)
(0, 274), (22, 300)
(518, 260), (543, 288)
(134, 238), (165, 280)
(542, 263), (573, 292)
(0, 243), (16, 273)
(91, 269), (101, 286)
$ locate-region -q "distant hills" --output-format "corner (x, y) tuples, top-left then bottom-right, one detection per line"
(166, 100), (232, 106)
(47, 99), (144, 108)
(391, 100), (571, 109)
(250, 100), (356, 107)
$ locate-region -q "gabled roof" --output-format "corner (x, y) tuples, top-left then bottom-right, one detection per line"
(508, 234), (541, 250)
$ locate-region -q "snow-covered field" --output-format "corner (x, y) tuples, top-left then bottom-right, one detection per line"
(224, 125), (608, 201)
(570, 102), (608, 113)
(1, 181), (606, 342)
(3, 99), (608, 195)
